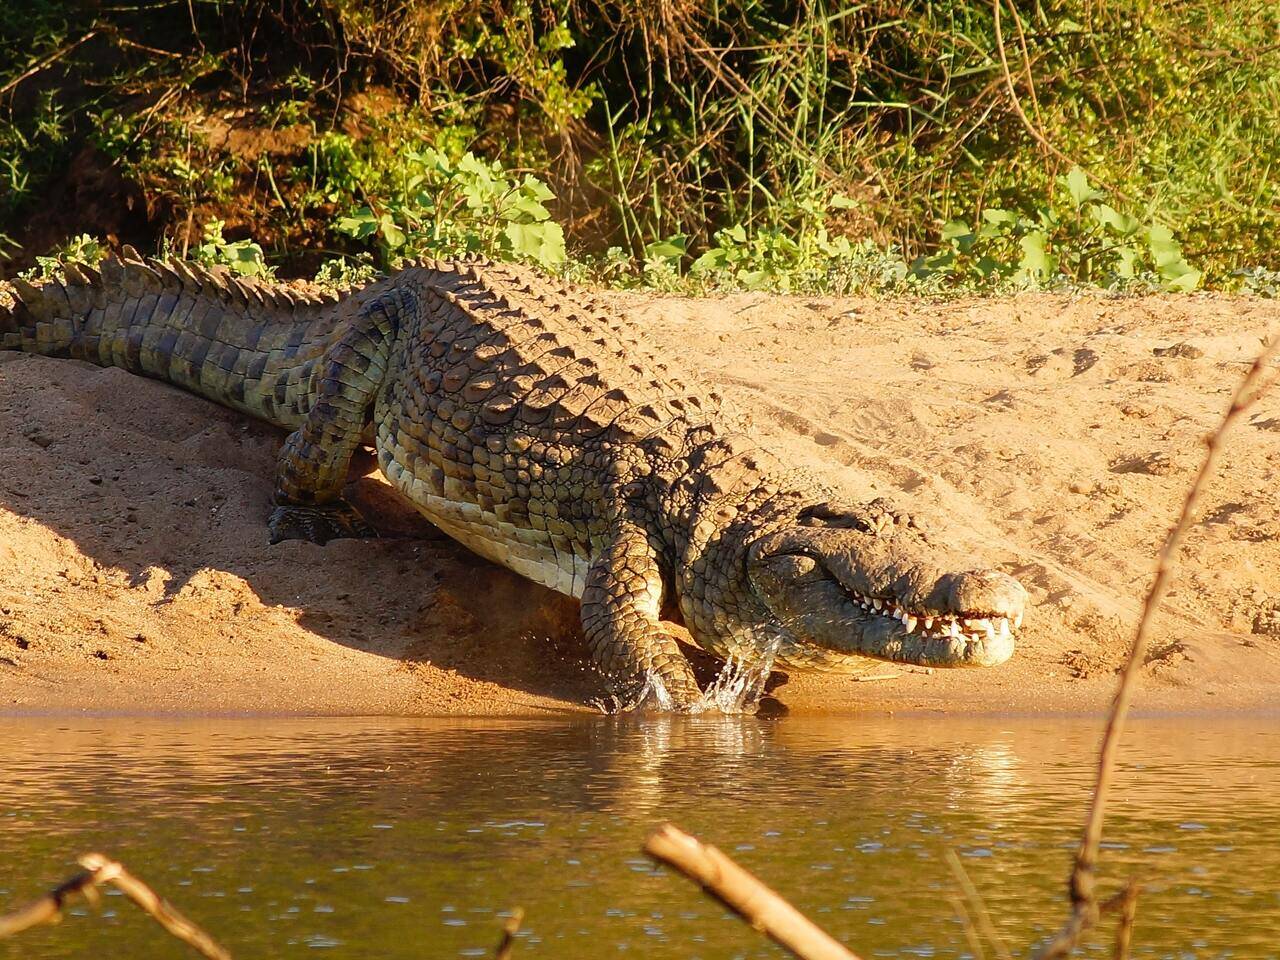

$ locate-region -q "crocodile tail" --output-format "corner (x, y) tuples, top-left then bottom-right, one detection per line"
(0, 249), (355, 430)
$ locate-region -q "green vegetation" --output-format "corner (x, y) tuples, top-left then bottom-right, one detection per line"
(331, 145), (567, 269)
(2, 0), (1277, 293)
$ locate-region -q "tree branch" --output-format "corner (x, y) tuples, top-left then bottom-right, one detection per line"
(645, 823), (863, 960)
(1036, 333), (1278, 958)
(0, 853), (231, 960)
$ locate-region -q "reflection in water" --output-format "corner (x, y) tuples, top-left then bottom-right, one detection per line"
(1, 714), (1277, 958)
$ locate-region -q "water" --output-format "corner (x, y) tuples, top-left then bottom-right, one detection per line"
(1, 714), (1277, 959)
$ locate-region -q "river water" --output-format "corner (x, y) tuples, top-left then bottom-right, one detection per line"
(1, 714), (1276, 959)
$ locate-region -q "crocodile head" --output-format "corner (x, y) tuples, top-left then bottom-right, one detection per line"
(745, 499), (1027, 670)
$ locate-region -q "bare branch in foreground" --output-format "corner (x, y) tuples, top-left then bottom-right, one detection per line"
(1037, 334), (1279, 959)
(0, 853), (231, 960)
(644, 822), (863, 960)
(493, 907), (524, 960)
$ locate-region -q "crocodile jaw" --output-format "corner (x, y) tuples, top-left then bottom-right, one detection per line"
(746, 515), (1027, 669)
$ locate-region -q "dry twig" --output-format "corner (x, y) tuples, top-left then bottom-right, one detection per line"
(990, 0), (1129, 202)
(1037, 334), (1279, 959)
(0, 30), (100, 99)
(644, 822), (863, 960)
(0, 852), (231, 960)
(493, 907), (524, 960)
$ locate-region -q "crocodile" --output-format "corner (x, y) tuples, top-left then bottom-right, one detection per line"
(0, 251), (1027, 709)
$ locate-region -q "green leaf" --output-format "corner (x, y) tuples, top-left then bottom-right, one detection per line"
(981, 208), (1017, 224)
(916, 250), (955, 274)
(1113, 245), (1139, 278)
(502, 193), (552, 222)
(335, 208), (379, 240)
(461, 182), (491, 211)
(644, 236), (688, 261)
(378, 214), (406, 249)
(1017, 231), (1055, 278)
(974, 255), (1007, 278)
(828, 193), (858, 210)
(503, 220), (566, 267)
(1093, 204), (1139, 236)
(691, 249), (730, 274)
(519, 174), (556, 203)
(942, 220), (976, 253)
(220, 241), (268, 277)
(457, 152), (497, 181)
(1063, 166), (1104, 209)
(1146, 224), (1184, 266)
(1162, 266), (1202, 292)
(816, 232), (853, 258)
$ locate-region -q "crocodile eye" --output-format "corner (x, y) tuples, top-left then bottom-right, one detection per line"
(765, 554), (819, 580)
(798, 502), (874, 532)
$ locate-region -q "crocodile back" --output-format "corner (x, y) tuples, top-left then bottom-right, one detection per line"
(372, 260), (731, 596)
(409, 261), (724, 440)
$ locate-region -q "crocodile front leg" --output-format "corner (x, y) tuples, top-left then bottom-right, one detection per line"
(269, 296), (400, 545)
(581, 520), (701, 711)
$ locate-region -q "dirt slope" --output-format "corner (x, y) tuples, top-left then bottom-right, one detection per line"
(1, 291), (1278, 716)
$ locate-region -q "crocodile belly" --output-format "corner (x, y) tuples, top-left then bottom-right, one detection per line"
(374, 427), (592, 599)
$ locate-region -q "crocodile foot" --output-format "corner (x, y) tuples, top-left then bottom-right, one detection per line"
(268, 502), (378, 545)
(596, 674), (705, 715)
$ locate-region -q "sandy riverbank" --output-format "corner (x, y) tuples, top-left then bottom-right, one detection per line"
(1, 290), (1277, 715)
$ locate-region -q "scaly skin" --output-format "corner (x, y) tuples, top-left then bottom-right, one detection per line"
(1, 251), (1028, 710)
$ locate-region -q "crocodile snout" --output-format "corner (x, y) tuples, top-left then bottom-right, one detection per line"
(748, 511), (1029, 670)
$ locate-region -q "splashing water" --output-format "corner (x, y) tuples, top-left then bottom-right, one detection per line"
(698, 635), (783, 714)
(598, 634), (783, 714)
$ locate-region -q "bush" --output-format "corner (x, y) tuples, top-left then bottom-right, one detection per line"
(0, 0), (1275, 291)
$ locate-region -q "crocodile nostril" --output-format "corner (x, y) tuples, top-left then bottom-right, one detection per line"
(947, 570), (1028, 619)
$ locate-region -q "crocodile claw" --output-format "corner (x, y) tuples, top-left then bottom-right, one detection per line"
(268, 502), (378, 545)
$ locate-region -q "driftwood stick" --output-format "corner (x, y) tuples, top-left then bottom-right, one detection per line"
(493, 907), (524, 960)
(0, 853), (231, 960)
(644, 823), (863, 960)
(0, 864), (108, 938)
(1037, 334), (1279, 959)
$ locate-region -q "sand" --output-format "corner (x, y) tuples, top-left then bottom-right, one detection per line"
(1, 290), (1278, 716)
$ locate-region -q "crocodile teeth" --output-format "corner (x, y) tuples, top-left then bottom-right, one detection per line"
(850, 594), (1018, 642)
